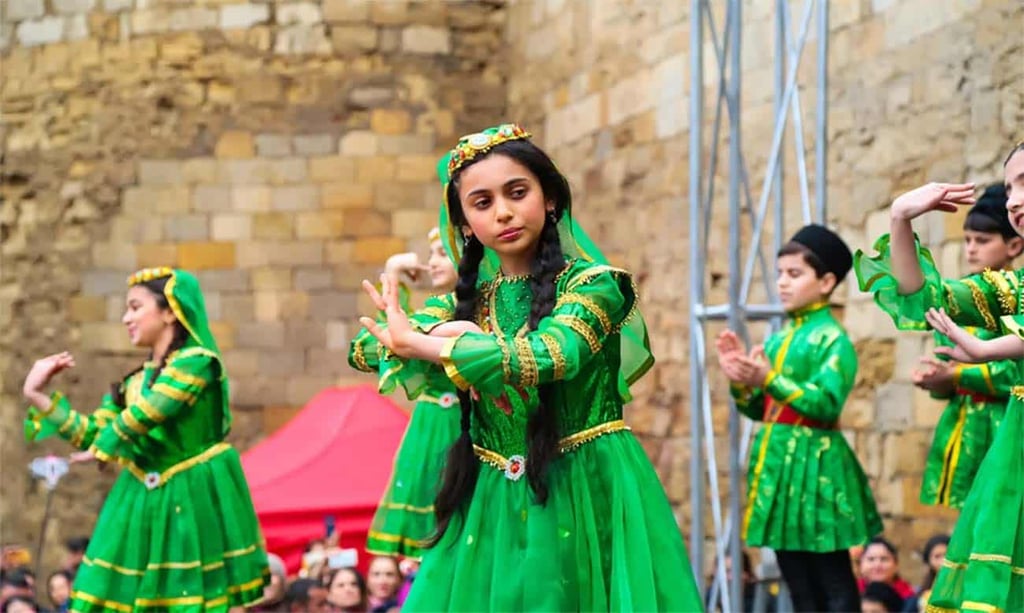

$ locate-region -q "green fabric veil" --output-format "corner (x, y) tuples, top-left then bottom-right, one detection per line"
(436, 124), (654, 396)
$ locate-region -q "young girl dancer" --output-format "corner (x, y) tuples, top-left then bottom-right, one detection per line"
(855, 141), (1024, 611)
(716, 224), (882, 612)
(909, 184), (1021, 509)
(23, 268), (268, 612)
(350, 227), (461, 559)
(353, 124), (702, 611)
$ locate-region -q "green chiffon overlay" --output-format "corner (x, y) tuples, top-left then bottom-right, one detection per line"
(855, 235), (1024, 610)
(358, 259), (701, 612)
(25, 269), (267, 612)
(730, 303), (882, 552)
(349, 294), (461, 559)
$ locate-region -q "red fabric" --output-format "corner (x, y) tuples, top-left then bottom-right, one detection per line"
(763, 398), (835, 430)
(241, 385), (409, 575)
(857, 577), (916, 599)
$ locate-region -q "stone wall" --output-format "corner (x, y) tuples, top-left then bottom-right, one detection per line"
(502, 0), (1022, 583)
(0, 0), (507, 573)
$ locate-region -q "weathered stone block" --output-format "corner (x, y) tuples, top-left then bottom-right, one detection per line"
(193, 185), (232, 212)
(330, 25), (378, 53)
(258, 349), (306, 376)
(370, 109), (411, 135)
(135, 243), (178, 268)
(294, 268), (334, 291)
(322, 0), (369, 22)
(139, 159), (184, 185)
(296, 211), (346, 239)
(305, 348), (349, 375)
(377, 134), (435, 155)
(182, 158), (219, 184)
(220, 294), (256, 321)
(80, 322), (133, 352)
(196, 270), (250, 292)
(353, 236), (405, 264)
(273, 24), (331, 55)
(231, 186), (272, 212)
(222, 349), (260, 376)
(391, 209), (436, 238)
(235, 322), (286, 349)
(277, 2), (322, 25)
(252, 212), (295, 240)
(322, 183), (374, 209)
(255, 134), (292, 158)
(286, 376), (337, 406)
(211, 213), (252, 241)
(292, 134), (335, 156)
(6, 0), (45, 21)
(309, 156), (356, 183)
(274, 241), (325, 265)
(177, 242), (236, 270)
(369, 0), (406, 25)
(340, 208), (390, 237)
(218, 159), (270, 185)
(271, 186), (319, 211)
(254, 290), (310, 321)
(251, 268), (293, 291)
(16, 17), (63, 47)
(267, 158), (308, 185)
(326, 320), (351, 349)
(215, 131), (255, 159)
(168, 7), (216, 32)
(395, 154), (436, 182)
(307, 291), (359, 319)
(219, 3), (269, 29)
(400, 25), (450, 54)
(69, 296), (107, 322)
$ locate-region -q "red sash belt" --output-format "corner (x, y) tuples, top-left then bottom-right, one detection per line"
(954, 387), (999, 404)
(763, 398), (835, 430)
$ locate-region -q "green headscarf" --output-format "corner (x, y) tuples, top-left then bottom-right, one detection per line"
(436, 124), (654, 394)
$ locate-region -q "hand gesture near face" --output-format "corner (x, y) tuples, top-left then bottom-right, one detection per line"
(890, 182), (975, 221)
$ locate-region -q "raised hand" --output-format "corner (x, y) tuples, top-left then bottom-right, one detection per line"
(891, 182), (976, 221)
(385, 252), (431, 283)
(23, 352), (75, 397)
(430, 321), (484, 338)
(359, 274), (416, 356)
(926, 308), (989, 363)
(911, 356), (955, 394)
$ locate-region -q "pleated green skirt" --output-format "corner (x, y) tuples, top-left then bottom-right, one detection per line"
(927, 397), (1024, 612)
(743, 423), (882, 551)
(70, 446), (268, 612)
(402, 431), (703, 612)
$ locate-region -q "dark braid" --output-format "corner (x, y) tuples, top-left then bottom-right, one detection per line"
(524, 216), (566, 503)
(429, 233), (485, 545)
(149, 323), (188, 387)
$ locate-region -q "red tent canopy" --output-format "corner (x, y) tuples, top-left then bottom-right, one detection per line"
(241, 385), (408, 575)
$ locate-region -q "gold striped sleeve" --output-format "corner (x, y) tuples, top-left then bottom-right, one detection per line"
(553, 314), (602, 353)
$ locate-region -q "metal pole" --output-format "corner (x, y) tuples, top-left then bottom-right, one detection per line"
(816, 0), (829, 221)
(688, 0), (706, 597)
(774, 0), (786, 274)
(726, 0), (744, 608)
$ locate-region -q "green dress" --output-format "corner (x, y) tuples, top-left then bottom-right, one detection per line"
(730, 302), (882, 552)
(364, 259), (702, 612)
(25, 269), (268, 613)
(855, 235), (1024, 611)
(349, 291), (461, 559)
(921, 328), (1013, 508)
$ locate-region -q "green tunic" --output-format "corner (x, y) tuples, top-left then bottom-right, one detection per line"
(349, 292), (461, 560)
(366, 259), (702, 612)
(730, 302), (882, 552)
(855, 234), (1024, 612)
(921, 327), (1013, 508)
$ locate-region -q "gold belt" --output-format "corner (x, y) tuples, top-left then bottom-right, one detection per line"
(123, 442), (232, 490)
(473, 420), (630, 481)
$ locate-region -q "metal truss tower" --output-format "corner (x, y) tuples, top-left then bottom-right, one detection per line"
(688, 0), (831, 610)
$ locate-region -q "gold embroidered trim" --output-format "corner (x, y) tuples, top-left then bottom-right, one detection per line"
(514, 336), (539, 388)
(162, 366), (207, 389)
(968, 553), (1012, 564)
(538, 333), (566, 380)
(439, 337), (471, 391)
(111, 420), (132, 443)
(381, 502), (433, 513)
(983, 268), (1017, 314)
(472, 420), (631, 471)
(136, 396), (165, 424)
(944, 284), (961, 317)
(495, 335), (513, 381)
(554, 314), (601, 353)
(963, 278), (997, 330)
(351, 340), (370, 372)
(366, 531), (430, 548)
(419, 305), (452, 321)
(1013, 385), (1024, 400)
(152, 382), (199, 406)
(83, 556), (145, 577)
(123, 442), (232, 489)
(121, 409), (148, 435)
(556, 293), (612, 334)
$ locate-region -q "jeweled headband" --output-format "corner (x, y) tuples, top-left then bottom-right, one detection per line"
(127, 267), (173, 286)
(446, 123), (532, 177)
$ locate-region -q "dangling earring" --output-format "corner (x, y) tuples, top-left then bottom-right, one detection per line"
(463, 234), (473, 247)
(547, 211), (557, 224)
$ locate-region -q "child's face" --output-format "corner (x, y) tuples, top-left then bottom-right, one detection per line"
(427, 238), (457, 290)
(122, 285), (176, 348)
(776, 253), (834, 312)
(456, 154), (552, 272)
(963, 230), (1016, 274)
(1005, 149), (1024, 236)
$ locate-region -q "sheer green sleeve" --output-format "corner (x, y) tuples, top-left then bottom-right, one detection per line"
(439, 268), (635, 397)
(855, 234), (1013, 331)
(954, 359), (1019, 398)
(730, 383), (765, 421)
(762, 333), (858, 423)
(24, 391), (120, 450)
(90, 349), (215, 462)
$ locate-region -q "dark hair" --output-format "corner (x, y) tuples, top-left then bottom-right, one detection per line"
(431, 138), (570, 543)
(920, 533), (950, 591)
(964, 210), (1016, 238)
(1004, 141), (1024, 166)
(0, 596), (38, 613)
(323, 567), (368, 612)
(777, 241), (829, 278)
(110, 277), (189, 408)
(862, 581), (905, 612)
(866, 536), (899, 560)
(1, 566), (33, 588)
(283, 578), (321, 609)
(64, 536), (89, 554)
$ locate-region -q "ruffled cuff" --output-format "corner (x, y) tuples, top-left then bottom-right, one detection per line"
(854, 233), (944, 330)
(24, 391), (71, 442)
(377, 350), (434, 400)
(729, 382), (755, 403)
(439, 333), (504, 397)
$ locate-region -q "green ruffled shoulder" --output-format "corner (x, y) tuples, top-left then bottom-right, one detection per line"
(375, 292), (457, 401)
(853, 233), (945, 330)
